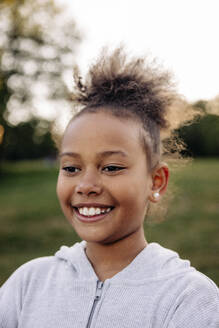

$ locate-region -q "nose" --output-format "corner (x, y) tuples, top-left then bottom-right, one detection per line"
(75, 169), (102, 196)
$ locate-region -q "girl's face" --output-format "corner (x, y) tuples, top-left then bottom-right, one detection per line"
(57, 111), (153, 245)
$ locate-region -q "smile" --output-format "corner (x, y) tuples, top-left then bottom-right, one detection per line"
(72, 204), (114, 222)
(77, 207), (112, 217)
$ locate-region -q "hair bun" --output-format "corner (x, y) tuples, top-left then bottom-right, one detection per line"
(72, 47), (177, 129)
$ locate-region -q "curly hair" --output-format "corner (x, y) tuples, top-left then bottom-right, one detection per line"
(69, 47), (181, 170)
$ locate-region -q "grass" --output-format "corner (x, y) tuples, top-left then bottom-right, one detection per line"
(0, 159), (218, 286)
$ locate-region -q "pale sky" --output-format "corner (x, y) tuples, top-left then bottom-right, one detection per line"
(63, 0), (219, 102)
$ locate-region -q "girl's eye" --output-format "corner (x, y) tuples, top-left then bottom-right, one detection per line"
(103, 166), (125, 172)
(62, 166), (80, 173)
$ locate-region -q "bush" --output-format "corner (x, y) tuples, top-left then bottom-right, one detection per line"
(0, 119), (57, 161)
(177, 114), (219, 157)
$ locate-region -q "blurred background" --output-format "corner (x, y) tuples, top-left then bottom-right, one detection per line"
(0, 0), (218, 286)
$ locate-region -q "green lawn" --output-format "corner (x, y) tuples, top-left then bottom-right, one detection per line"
(0, 159), (218, 286)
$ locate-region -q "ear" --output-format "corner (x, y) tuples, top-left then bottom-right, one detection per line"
(148, 163), (169, 203)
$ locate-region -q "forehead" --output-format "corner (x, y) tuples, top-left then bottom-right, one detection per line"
(61, 112), (143, 154)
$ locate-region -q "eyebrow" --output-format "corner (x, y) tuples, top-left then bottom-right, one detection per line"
(59, 150), (128, 159)
(59, 152), (80, 158)
(98, 150), (128, 158)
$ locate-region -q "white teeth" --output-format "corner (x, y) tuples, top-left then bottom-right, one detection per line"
(88, 207), (95, 216)
(79, 208), (85, 215)
(84, 208), (89, 216)
(77, 206), (112, 217)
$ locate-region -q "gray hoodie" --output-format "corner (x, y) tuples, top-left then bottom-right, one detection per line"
(0, 241), (218, 327)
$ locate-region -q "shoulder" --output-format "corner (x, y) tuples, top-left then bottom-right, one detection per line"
(145, 243), (219, 307)
(177, 269), (219, 301)
(1, 241), (88, 292)
(1, 256), (60, 292)
(13, 256), (58, 276)
(166, 269), (219, 327)
(0, 256), (66, 327)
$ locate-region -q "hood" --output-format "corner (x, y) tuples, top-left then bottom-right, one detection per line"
(55, 241), (97, 280)
(55, 241), (194, 282)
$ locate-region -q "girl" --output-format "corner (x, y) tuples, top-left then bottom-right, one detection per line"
(0, 48), (218, 328)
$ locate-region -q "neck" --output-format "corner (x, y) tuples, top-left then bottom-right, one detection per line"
(85, 229), (147, 281)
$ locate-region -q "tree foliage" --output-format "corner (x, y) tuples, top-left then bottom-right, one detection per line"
(177, 100), (219, 157)
(2, 118), (57, 160)
(0, 0), (80, 159)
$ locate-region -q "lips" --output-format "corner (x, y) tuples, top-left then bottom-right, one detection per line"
(72, 203), (114, 223)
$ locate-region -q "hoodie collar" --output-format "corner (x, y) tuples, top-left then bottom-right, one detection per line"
(55, 241), (193, 283)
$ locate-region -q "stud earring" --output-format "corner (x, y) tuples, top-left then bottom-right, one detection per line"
(153, 192), (160, 200)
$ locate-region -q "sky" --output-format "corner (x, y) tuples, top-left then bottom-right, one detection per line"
(63, 0), (219, 102)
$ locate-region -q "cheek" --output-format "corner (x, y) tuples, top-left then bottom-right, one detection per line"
(56, 177), (74, 222)
(56, 175), (70, 204)
(110, 178), (149, 210)
(56, 174), (63, 200)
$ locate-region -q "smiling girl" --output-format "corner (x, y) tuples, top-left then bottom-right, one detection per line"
(0, 48), (218, 327)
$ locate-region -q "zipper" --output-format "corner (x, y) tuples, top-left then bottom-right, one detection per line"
(86, 280), (104, 328)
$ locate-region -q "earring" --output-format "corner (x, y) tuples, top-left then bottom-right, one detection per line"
(153, 192), (160, 200)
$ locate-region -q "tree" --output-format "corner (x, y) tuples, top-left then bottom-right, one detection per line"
(177, 100), (219, 157)
(0, 0), (81, 160)
(207, 95), (219, 116)
(1, 118), (57, 160)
